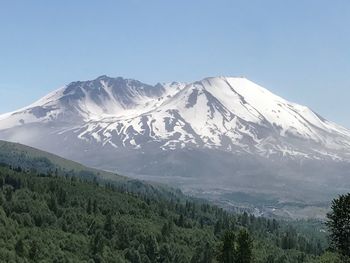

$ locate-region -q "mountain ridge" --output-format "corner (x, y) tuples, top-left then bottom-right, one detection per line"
(1, 75), (349, 160)
(1, 75), (350, 218)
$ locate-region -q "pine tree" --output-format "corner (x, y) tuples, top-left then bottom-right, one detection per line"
(161, 222), (170, 237)
(200, 217), (204, 229)
(125, 248), (142, 263)
(145, 235), (159, 262)
(236, 229), (253, 263)
(218, 230), (236, 263)
(29, 240), (39, 260)
(177, 214), (185, 227)
(241, 212), (249, 227)
(48, 195), (58, 215)
(87, 198), (92, 214)
(104, 213), (114, 238)
(326, 193), (350, 257)
(202, 242), (214, 263)
(15, 239), (25, 257)
(4, 185), (13, 201)
(93, 199), (98, 214)
(91, 232), (104, 255)
(214, 220), (222, 236)
(57, 187), (67, 205)
(159, 244), (172, 263)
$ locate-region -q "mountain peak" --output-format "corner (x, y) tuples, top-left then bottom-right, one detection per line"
(1, 75), (349, 217)
(96, 74), (112, 80)
(0, 75), (349, 161)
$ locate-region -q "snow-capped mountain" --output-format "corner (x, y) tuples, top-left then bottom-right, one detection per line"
(1, 75), (349, 160)
(1, 75), (350, 217)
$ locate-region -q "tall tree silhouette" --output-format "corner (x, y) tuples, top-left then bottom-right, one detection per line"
(326, 193), (350, 257)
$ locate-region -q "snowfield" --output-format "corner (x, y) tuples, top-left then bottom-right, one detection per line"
(1, 75), (349, 161)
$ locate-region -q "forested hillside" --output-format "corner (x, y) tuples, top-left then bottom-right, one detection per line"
(0, 162), (344, 262)
(0, 140), (346, 262)
(0, 140), (182, 201)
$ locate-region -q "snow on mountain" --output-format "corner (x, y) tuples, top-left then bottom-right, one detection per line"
(2, 75), (350, 217)
(0, 75), (350, 161)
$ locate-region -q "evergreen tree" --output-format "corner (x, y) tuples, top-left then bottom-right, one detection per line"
(104, 213), (114, 238)
(125, 248), (142, 263)
(15, 239), (25, 257)
(87, 198), (92, 214)
(326, 193), (350, 257)
(4, 185), (13, 201)
(93, 199), (98, 214)
(241, 212), (249, 227)
(214, 220), (222, 236)
(29, 240), (39, 261)
(218, 230), (236, 263)
(202, 242), (214, 263)
(57, 187), (67, 205)
(177, 214), (185, 227)
(145, 235), (159, 262)
(159, 244), (172, 263)
(48, 195), (58, 215)
(236, 229), (253, 263)
(91, 232), (104, 255)
(161, 222), (167, 237)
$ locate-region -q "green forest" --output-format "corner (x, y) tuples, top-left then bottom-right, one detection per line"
(0, 141), (348, 262)
(0, 163), (347, 263)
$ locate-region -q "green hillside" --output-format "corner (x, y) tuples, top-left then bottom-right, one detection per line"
(0, 140), (344, 262)
(0, 140), (181, 200)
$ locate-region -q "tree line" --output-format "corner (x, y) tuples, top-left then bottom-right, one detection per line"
(0, 163), (347, 262)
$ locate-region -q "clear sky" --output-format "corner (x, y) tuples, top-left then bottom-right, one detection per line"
(0, 0), (349, 128)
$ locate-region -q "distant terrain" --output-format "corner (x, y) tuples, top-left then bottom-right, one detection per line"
(1, 76), (349, 218)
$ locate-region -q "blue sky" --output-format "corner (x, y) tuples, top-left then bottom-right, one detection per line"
(0, 0), (349, 127)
